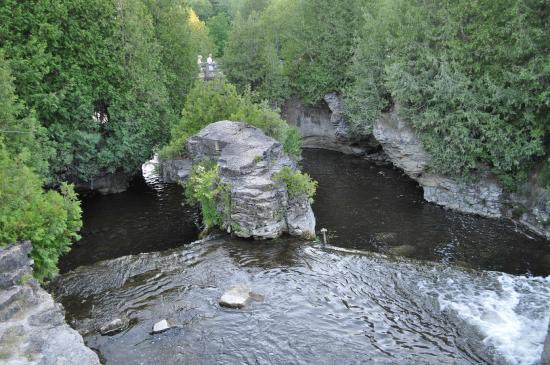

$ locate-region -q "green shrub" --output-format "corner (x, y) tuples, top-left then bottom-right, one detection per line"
(184, 161), (230, 230)
(273, 166), (317, 202)
(160, 79), (302, 160)
(0, 143), (82, 282)
(0, 55), (81, 282)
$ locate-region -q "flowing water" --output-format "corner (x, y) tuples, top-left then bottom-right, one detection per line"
(54, 149), (550, 364)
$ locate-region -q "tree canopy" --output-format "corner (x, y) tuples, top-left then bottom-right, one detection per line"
(221, 0), (550, 188)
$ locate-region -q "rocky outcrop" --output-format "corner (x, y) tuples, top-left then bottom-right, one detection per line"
(74, 169), (134, 195)
(373, 104), (503, 218)
(158, 158), (192, 184)
(187, 121), (316, 239)
(282, 93), (379, 155)
(0, 242), (100, 365)
(373, 104), (550, 238)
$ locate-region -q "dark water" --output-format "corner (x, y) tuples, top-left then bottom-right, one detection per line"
(54, 149), (550, 365)
(302, 149), (550, 276)
(59, 176), (200, 273)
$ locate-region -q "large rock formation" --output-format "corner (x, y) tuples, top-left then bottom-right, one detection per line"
(282, 93), (379, 155)
(186, 121), (316, 239)
(373, 104), (503, 218)
(0, 242), (100, 365)
(373, 103), (550, 238)
(158, 159), (192, 184)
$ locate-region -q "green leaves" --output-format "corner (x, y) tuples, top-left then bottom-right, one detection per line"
(184, 161), (229, 230)
(160, 79), (302, 161)
(273, 166), (317, 202)
(345, 0), (549, 189)
(223, 0), (363, 105)
(0, 0), (203, 184)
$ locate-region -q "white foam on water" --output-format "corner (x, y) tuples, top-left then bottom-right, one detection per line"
(419, 272), (550, 365)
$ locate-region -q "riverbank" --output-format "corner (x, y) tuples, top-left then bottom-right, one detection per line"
(0, 242), (100, 364)
(283, 94), (550, 242)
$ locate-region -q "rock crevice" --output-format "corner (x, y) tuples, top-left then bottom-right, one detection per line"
(282, 93), (379, 155)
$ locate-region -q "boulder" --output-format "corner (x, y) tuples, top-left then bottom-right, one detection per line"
(0, 243), (100, 365)
(186, 121), (316, 239)
(219, 285), (251, 309)
(99, 317), (128, 336)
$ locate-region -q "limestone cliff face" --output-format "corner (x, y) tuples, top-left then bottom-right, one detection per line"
(373, 104), (504, 218)
(73, 169), (135, 195)
(0, 242), (100, 365)
(282, 93), (379, 155)
(373, 103), (550, 238)
(187, 121), (316, 239)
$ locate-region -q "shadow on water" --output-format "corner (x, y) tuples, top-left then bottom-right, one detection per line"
(302, 148), (550, 276)
(59, 175), (200, 273)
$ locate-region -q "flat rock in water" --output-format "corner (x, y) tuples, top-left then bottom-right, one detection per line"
(219, 285), (251, 309)
(99, 318), (128, 336)
(152, 319), (171, 334)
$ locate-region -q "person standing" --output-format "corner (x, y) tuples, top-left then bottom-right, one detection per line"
(207, 53), (214, 72)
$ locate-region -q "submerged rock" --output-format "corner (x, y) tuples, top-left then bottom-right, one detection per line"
(99, 317), (128, 336)
(186, 121), (316, 239)
(219, 285), (251, 309)
(0, 242), (100, 364)
(152, 319), (171, 334)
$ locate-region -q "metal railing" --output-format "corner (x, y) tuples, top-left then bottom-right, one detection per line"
(198, 62), (219, 81)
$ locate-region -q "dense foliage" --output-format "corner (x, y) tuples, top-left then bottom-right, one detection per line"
(185, 161), (229, 230)
(0, 0), (207, 280)
(223, 0), (363, 104)
(273, 166), (317, 202)
(0, 55), (81, 282)
(160, 79), (302, 160)
(0, 0), (202, 184)
(222, 0), (549, 188)
(345, 0), (550, 187)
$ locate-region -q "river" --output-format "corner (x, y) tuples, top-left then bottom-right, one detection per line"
(53, 149), (550, 364)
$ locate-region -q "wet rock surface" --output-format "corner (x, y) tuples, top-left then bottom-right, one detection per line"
(219, 284), (251, 309)
(0, 242), (99, 365)
(186, 120), (316, 239)
(99, 317), (128, 336)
